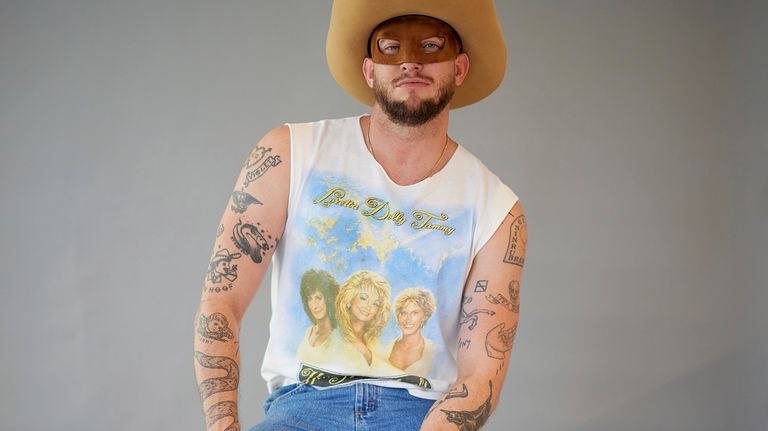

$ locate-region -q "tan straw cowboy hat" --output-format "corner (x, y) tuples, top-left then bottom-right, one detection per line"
(326, 0), (507, 109)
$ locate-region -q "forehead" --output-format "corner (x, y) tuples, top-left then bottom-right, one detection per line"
(373, 15), (456, 40)
(401, 300), (423, 311)
(356, 284), (378, 296)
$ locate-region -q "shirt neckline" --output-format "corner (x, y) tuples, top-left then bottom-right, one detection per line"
(354, 114), (462, 189)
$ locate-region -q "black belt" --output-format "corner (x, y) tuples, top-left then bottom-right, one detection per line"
(298, 364), (432, 389)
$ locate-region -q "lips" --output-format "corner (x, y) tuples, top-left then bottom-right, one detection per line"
(397, 80), (429, 87)
(394, 74), (433, 87)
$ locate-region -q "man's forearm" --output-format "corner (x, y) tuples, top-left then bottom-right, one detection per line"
(194, 304), (242, 431)
(419, 375), (498, 431)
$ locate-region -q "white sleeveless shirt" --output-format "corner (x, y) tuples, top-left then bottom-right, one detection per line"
(260, 115), (518, 399)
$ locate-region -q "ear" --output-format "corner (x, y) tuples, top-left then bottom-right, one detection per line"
(362, 58), (375, 88)
(454, 53), (470, 86)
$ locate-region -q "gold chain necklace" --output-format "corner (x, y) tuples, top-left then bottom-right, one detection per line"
(366, 119), (449, 180)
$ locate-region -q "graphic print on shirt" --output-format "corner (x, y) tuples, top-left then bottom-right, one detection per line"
(279, 172), (474, 388)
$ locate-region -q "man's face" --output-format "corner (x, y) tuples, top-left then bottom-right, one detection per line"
(214, 258), (231, 275)
(367, 16), (463, 126)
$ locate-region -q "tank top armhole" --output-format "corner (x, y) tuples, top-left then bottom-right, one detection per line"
(471, 180), (519, 259)
(285, 122), (312, 225)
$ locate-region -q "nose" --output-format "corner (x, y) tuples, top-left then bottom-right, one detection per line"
(400, 62), (423, 72)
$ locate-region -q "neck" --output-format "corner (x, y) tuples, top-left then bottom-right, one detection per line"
(351, 319), (367, 337)
(398, 332), (424, 347)
(315, 317), (332, 334)
(364, 106), (455, 186)
(370, 104), (450, 142)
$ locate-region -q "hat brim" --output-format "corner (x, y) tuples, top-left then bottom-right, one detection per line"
(326, 0), (506, 109)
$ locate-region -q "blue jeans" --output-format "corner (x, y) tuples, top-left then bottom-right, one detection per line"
(249, 383), (436, 431)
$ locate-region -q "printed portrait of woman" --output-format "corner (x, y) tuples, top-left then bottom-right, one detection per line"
(296, 269), (340, 365)
(334, 270), (392, 372)
(386, 288), (437, 377)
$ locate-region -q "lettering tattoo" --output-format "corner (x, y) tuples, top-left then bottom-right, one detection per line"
(231, 191), (262, 214)
(243, 145), (281, 187)
(485, 322), (517, 360)
(459, 296), (495, 331)
(503, 214), (527, 267)
(205, 400), (239, 431)
(231, 219), (277, 264)
(197, 313), (234, 342)
(486, 280), (520, 313)
(207, 248), (242, 284)
(474, 280), (488, 292)
(195, 351), (239, 399)
(441, 381), (493, 431)
(458, 338), (472, 349)
(205, 283), (234, 294)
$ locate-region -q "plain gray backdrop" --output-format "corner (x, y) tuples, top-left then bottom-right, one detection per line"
(1, 1), (766, 430)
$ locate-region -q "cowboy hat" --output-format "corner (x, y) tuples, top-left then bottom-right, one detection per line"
(326, 0), (507, 109)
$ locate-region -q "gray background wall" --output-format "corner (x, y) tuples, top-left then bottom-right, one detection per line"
(1, 0), (765, 430)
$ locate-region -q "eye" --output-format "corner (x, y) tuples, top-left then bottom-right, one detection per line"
(377, 39), (400, 55)
(422, 38), (445, 53)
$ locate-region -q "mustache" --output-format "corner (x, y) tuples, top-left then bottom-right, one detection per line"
(392, 73), (434, 86)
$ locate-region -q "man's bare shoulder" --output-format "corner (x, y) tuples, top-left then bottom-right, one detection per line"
(256, 124), (291, 152)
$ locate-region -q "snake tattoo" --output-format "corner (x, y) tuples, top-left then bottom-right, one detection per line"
(205, 400), (240, 431)
(195, 351), (239, 399)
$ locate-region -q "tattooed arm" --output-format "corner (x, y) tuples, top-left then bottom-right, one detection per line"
(420, 201), (527, 431)
(194, 125), (290, 431)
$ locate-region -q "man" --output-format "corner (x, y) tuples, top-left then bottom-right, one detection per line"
(194, 1), (527, 430)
